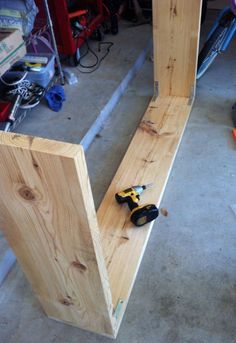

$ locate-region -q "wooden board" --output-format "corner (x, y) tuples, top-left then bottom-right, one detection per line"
(153, 0), (202, 98)
(98, 96), (192, 331)
(0, 0), (202, 338)
(97, 1), (202, 333)
(0, 133), (115, 337)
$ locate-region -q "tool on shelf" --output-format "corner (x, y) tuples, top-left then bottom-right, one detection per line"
(34, 0), (107, 67)
(115, 184), (159, 227)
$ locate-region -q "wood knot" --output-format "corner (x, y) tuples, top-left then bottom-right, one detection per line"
(71, 261), (87, 272)
(119, 235), (130, 246)
(18, 186), (36, 201)
(170, 1), (177, 17)
(121, 236), (129, 241)
(32, 157), (39, 169)
(60, 297), (74, 306)
(139, 120), (159, 136)
(143, 158), (155, 164)
(172, 6), (177, 16)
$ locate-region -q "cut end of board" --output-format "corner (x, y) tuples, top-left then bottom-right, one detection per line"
(0, 131), (83, 158)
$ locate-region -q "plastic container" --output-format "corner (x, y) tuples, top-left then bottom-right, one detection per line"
(23, 53), (55, 87)
(4, 53), (55, 88)
(63, 67), (78, 85)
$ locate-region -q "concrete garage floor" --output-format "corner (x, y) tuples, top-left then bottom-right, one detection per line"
(16, 22), (152, 144)
(0, 10), (236, 343)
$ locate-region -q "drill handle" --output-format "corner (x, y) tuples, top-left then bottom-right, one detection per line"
(115, 193), (139, 211)
(127, 197), (139, 211)
(115, 193), (127, 204)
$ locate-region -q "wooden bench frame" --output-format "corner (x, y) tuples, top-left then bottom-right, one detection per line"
(0, 0), (202, 338)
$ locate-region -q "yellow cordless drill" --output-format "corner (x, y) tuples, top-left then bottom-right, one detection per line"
(115, 184), (159, 227)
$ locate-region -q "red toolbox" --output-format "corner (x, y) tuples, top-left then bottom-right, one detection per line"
(34, 0), (106, 65)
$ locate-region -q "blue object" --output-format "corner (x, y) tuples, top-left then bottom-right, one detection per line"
(45, 85), (65, 112)
(197, 5), (236, 79)
(0, 0), (38, 36)
(206, 6), (236, 52)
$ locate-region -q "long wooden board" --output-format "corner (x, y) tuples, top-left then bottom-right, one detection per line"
(0, 0), (202, 338)
(98, 96), (192, 331)
(153, 0), (202, 98)
(0, 133), (115, 337)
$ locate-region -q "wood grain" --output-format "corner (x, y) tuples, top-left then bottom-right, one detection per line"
(153, 0), (202, 97)
(97, 3), (202, 332)
(0, 0), (202, 338)
(98, 96), (193, 331)
(0, 132), (115, 337)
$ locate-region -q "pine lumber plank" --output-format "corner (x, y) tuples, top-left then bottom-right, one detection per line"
(98, 96), (192, 328)
(153, 0), (202, 97)
(0, 0), (203, 337)
(0, 132), (115, 337)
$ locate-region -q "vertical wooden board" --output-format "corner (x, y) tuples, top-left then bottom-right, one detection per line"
(0, 132), (115, 337)
(153, 0), (202, 98)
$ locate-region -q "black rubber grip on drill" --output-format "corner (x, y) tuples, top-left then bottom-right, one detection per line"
(115, 193), (126, 204)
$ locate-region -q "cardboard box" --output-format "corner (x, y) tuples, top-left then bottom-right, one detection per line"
(0, 29), (26, 76)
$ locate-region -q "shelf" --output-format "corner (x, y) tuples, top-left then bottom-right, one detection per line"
(0, 0), (202, 338)
(98, 96), (193, 329)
